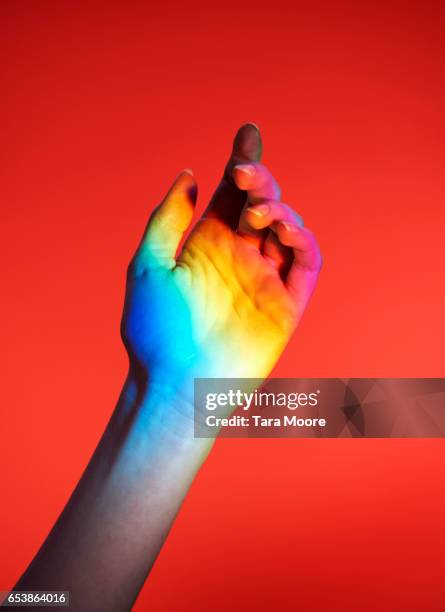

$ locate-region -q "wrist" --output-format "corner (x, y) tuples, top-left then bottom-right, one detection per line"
(115, 368), (213, 458)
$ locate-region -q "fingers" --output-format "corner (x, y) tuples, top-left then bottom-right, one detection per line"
(234, 163), (282, 248)
(230, 122), (263, 164)
(204, 123), (262, 228)
(244, 200), (303, 230)
(275, 222), (320, 268)
(233, 163), (281, 203)
(276, 221), (322, 310)
(240, 199), (303, 271)
(241, 199), (322, 311)
(134, 170), (197, 271)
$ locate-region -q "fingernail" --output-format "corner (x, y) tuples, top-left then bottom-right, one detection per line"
(176, 169), (197, 204)
(234, 164), (256, 176)
(280, 221), (298, 232)
(247, 204), (270, 217)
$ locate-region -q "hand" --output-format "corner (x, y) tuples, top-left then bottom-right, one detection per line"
(121, 124), (322, 405)
(14, 126), (322, 611)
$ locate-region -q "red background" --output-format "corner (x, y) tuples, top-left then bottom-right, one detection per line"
(2, 1), (445, 610)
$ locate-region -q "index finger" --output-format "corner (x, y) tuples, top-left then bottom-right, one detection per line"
(203, 123), (263, 228)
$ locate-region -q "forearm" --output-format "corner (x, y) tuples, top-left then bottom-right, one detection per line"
(14, 374), (212, 611)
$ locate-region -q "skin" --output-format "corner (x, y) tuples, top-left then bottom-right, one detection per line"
(10, 124), (322, 611)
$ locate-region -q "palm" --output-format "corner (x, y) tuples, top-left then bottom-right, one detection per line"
(123, 217), (295, 384)
(175, 217), (297, 378)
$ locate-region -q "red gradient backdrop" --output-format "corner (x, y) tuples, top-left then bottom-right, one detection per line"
(2, 1), (445, 610)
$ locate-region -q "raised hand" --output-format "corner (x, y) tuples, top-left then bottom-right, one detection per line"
(13, 125), (322, 611)
(121, 124), (322, 401)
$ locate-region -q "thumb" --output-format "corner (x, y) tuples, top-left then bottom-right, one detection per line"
(137, 169), (197, 270)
